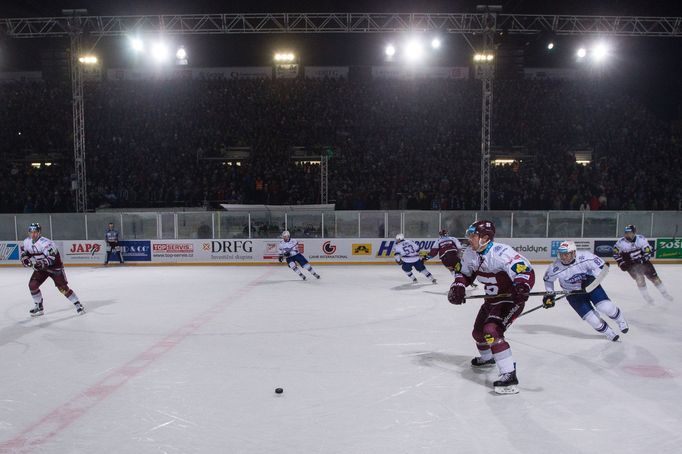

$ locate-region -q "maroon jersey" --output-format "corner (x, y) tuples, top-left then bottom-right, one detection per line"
(21, 236), (64, 270)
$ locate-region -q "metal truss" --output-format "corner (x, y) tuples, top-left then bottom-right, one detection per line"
(2, 13), (681, 38)
(320, 154), (329, 205)
(70, 33), (88, 212)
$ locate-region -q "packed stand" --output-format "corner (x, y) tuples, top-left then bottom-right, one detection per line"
(1, 77), (680, 213)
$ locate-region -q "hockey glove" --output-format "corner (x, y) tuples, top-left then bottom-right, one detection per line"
(34, 258), (51, 270)
(418, 250), (430, 261)
(278, 254), (284, 263)
(511, 281), (531, 305)
(618, 260), (631, 271)
(581, 275), (596, 291)
(284, 251), (291, 257)
(20, 254), (32, 267)
(542, 293), (556, 309)
(448, 275), (467, 305)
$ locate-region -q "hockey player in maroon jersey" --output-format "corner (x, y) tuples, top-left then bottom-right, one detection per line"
(613, 224), (673, 303)
(427, 229), (463, 277)
(19, 223), (85, 317)
(447, 220), (535, 394)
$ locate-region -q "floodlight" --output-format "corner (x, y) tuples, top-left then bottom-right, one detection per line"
(431, 38), (441, 49)
(176, 47), (187, 60)
(78, 55), (98, 64)
(151, 42), (170, 62)
(385, 45), (396, 57)
(404, 39), (423, 62)
(547, 42), (554, 50)
(592, 43), (609, 62)
(576, 47), (587, 58)
(130, 37), (144, 53)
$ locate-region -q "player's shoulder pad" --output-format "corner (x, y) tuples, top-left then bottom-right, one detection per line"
(511, 261), (531, 274)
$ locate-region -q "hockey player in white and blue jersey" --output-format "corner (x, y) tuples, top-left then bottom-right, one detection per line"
(394, 234), (437, 284)
(543, 241), (628, 341)
(277, 230), (320, 281)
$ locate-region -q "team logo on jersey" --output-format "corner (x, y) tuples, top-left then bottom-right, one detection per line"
(322, 241), (337, 255)
(352, 243), (372, 255)
(511, 262), (528, 274)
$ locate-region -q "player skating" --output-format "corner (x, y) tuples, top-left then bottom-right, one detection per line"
(278, 230), (320, 280)
(394, 234), (437, 284)
(448, 220), (534, 394)
(613, 225), (673, 303)
(543, 241), (628, 341)
(427, 229), (463, 277)
(104, 222), (124, 265)
(19, 223), (85, 317)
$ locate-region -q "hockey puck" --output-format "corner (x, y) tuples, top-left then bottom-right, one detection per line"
(275, 387), (284, 394)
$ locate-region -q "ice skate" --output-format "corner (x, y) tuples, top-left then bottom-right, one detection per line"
(471, 357), (495, 368)
(618, 319), (629, 334)
(604, 327), (620, 342)
(30, 301), (44, 317)
(493, 369), (519, 394)
(74, 302), (86, 315)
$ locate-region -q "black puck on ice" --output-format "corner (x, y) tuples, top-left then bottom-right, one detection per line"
(275, 387), (284, 394)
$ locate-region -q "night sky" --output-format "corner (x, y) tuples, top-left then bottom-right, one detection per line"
(2, 1), (681, 117)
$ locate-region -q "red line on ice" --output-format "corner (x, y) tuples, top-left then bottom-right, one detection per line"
(0, 271), (271, 452)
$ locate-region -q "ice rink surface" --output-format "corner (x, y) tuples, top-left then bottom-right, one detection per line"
(1, 263), (681, 454)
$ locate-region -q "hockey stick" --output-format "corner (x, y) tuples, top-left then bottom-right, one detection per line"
(467, 263), (610, 301)
(465, 290), (585, 300)
(519, 265), (610, 316)
(519, 293), (569, 317)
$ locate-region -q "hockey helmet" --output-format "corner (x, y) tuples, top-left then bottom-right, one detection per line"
(465, 220), (495, 240)
(624, 225), (636, 241)
(557, 240), (577, 265)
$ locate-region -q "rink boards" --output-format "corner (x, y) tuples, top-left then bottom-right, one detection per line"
(1, 238), (680, 266)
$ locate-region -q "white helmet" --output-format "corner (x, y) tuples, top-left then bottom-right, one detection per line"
(395, 233), (405, 242)
(282, 230), (291, 240)
(557, 240), (576, 264)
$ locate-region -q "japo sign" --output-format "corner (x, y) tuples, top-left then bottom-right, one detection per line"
(655, 238), (682, 259)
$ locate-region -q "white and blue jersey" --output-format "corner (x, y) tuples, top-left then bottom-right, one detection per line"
(544, 251), (609, 317)
(394, 240), (421, 264)
(394, 239), (426, 272)
(278, 239), (309, 266)
(544, 251), (605, 293)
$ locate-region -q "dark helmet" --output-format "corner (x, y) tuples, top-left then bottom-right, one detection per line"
(28, 222), (41, 232)
(438, 229), (448, 237)
(465, 220), (495, 240)
(624, 224), (636, 234)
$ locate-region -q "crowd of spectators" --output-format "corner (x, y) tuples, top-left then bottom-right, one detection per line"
(1, 76), (680, 213)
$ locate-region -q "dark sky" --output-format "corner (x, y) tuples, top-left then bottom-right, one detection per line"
(2, 1), (681, 117)
(4, 0), (682, 16)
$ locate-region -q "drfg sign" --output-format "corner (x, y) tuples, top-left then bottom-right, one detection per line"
(205, 240), (253, 253)
(203, 240), (255, 261)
